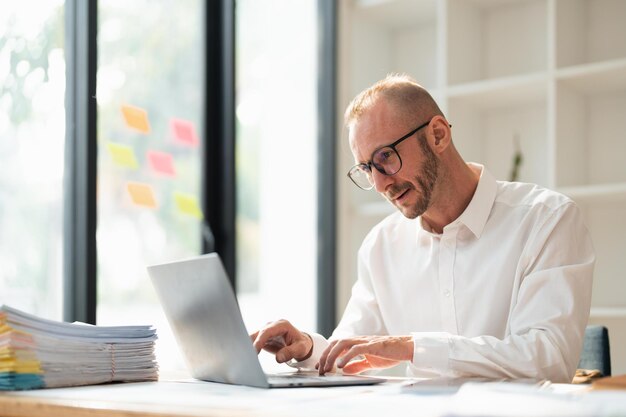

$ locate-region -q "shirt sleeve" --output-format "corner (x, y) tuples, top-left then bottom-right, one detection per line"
(286, 332), (329, 370)
(409, 201), (594, 383)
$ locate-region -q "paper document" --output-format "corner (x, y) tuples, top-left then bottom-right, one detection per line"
(0, 305), (158, 390)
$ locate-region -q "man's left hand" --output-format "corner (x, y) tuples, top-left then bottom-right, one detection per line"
(316, 335), (413, 375)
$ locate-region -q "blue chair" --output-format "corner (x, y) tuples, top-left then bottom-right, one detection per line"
(577, 325), (611, 376)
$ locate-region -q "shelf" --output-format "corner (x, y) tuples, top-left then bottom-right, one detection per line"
(556, 0), (626, 68)
(555, 79), (626, 186)
(354, 0), (436, 29)
(447, 0), (547, 84)
(447, 72), (547, 109)
(557, 183), (626, 204)
(590, 308), (626, 319)
(348, 0), (439, 94)
(556, 58), (626, 93)
(447, 97), (548, 186)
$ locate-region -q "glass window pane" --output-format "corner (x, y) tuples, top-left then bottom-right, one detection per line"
(97, 0), (204, 373)
(235, 0), (318, 371)
(0, 1), (65, 320)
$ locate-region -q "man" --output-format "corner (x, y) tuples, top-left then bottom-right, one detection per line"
(250, 74), (594, 383)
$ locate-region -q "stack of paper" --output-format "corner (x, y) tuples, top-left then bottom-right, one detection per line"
(0, 305), (158, 390)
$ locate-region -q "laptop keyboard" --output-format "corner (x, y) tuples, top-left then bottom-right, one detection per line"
(267, 374), (348, 384)
(265, 372), (383, 387)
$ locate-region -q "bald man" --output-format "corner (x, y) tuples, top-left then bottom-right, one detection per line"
(250, 74), (594, 383)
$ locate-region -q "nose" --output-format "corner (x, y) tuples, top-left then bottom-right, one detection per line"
(371, 168), (394, 194)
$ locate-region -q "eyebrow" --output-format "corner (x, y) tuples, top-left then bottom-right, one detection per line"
(357, 121), (430, 165)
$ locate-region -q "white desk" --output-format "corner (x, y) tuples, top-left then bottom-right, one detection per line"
(0, 378), (625, 417)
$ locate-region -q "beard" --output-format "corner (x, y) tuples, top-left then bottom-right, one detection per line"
(387, 138), (439, 219)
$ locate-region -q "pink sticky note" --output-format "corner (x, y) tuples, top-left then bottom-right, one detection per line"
(147, 150), (176, 177)
(170, 118), (199, 146)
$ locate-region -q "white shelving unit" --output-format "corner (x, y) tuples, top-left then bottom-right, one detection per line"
(337, 0), (626, 374)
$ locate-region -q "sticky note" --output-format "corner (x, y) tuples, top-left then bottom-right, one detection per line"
(121, 104), (151, 134)
(126, 182), (157, 208)
(174, 192), (203, 219)
(170, 118), (199, 146)
(105, 142), (138, 169)
(147, 150), (176, 176)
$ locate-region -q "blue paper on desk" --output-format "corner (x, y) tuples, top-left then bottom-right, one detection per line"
(0, 373), (44, 390)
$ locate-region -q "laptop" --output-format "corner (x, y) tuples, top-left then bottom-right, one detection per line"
(147, 253), (384, 388)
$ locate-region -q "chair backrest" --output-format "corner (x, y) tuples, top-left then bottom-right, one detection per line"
(578, 325), (611, 376)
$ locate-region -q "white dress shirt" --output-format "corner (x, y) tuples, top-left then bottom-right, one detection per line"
(297, 164), (594, 383)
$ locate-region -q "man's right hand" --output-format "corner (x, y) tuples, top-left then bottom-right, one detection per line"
(250, 319), (314, 364)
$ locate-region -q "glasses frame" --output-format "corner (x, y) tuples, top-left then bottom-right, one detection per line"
(347, 119), (432, 190)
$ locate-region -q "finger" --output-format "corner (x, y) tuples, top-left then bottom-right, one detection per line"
(266, 335), (286, 349)
(249, 330), (259, 343)
(362, 354), (400, 369)
(317, 340), (338, 375)
(275, 343), (306, 363)
(341, 358), (371, 375)
(335, 344), (368, 369)
(317, 341), (331, 374)
(251, 332), (265, 353)
(323, 340), (356, 374)
(252, 326), (285, 353)
(260, 336), (285, 355)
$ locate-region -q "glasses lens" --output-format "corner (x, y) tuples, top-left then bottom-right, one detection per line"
(348, 165), (374, 190)
(372, 147), (401, 175)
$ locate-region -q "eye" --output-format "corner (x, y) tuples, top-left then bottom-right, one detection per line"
(374, 148), (393, 164)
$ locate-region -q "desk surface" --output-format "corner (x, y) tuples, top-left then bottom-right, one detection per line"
(0, 378), (625, 417)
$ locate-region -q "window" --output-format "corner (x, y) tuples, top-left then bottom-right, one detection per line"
(0, 0), (336, 376)
(235, 0), (319, 370)
(96, 0), (204, 372)
(0, 0), (66, 320)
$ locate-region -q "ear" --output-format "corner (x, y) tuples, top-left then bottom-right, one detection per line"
(429, 115), (451, 154)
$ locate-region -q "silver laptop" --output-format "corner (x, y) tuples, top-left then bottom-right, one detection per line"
(147, 253), (384, 388)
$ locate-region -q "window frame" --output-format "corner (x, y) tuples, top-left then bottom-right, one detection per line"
(316, 0), (338, 337)
(203, 0), (237, 289)
(62, 0), (338, 333)
(63, 0), (98, 323)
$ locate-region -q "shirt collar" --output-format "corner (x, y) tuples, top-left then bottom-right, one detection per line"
(452, 163), (497, 239)
(418, 163), (497, 238)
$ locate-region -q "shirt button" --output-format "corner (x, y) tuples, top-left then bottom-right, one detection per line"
(443, 289), (451, 297)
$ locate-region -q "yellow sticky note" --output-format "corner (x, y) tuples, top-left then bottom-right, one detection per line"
(174, 192), (203, 219)
(126, 182), (157, 208)
(121, 104), (151, 134)
(105, 142), (138, 169)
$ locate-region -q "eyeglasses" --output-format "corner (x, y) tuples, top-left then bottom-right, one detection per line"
(347, 119), (432, 190)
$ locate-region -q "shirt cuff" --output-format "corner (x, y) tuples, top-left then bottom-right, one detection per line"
(287, 332), (329, 371)
(411, 332), (451, 373)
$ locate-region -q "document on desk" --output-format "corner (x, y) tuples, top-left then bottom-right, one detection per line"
(0, 305), (158, 390)
(445, 382), (595, 417)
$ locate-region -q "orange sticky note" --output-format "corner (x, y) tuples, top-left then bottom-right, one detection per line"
(174, 192), (203, 219)
(170, 118), (199, 146)
(105, 142), (138, 169)
(147, 150), (176, 176)
(126, 182), (157, 208)
(121, 104), (151, 134)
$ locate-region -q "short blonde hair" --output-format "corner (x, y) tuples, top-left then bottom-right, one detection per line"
(344, 73), (444, 128)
